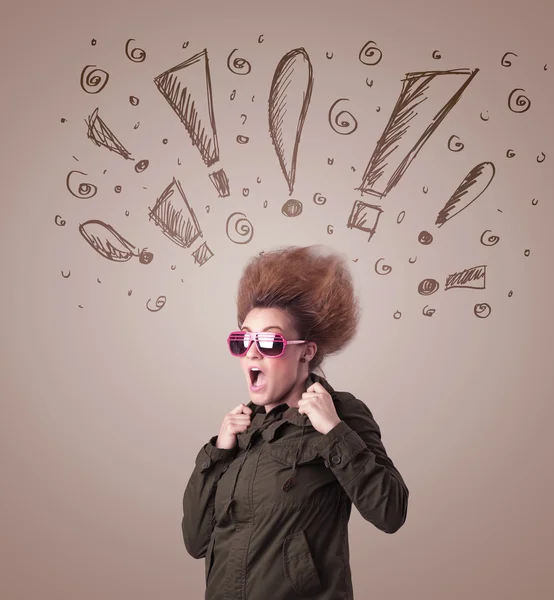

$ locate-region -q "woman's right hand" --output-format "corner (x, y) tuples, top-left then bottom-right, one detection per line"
(215, 403), (253, 449)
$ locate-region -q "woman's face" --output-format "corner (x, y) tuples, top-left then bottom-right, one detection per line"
(239, 307), (316, 413)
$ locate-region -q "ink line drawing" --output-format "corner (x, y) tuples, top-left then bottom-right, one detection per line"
(209, 169), (230, 197)
(149, 177), (203, 249)
(418, 231), (433, 245)
(374, 258), (392, 275)
(447, 135), (464, 152)
(432, 50), (442, 59)
(357, 68), (479, 199)
(537, 152), (546, 163)
(61, 270), (70, 278)
(328, 99), (358, 135)
(480, 111), (489, 121)
(359, 41), (382, 65)
(313, 193), (326, 205)
(501, 52), (518, 67)
(125, 39), (146, 63)
(86, 108), (133, 160)
(227, 49), (252, 75)
(80, 65), (109, 94)
(146, 296), (166, 312)
(130, 96), (139, 106)
(134, 159), (149, 173)
(55, 215), (66, 226)
(445, 265), (486, 290)
(508, 88), (531, 113)
(480, 230), (499, 246)
(506, 149), (515, 158)
(346, 201), (383, 242)
(226, 212), (254, 244)
(474, 303), (491, 318)
(268, 47), (314, 195)
(191, 241), (214, 266)
(422, 306), (435, 317)
(418, 279), (440, 296)
(66, 170), (98, 198)
(393, 311), (402, 319)
(281, 199), (302, 217)
(397, 211), (405, 224)
(79, 220), (154, 264)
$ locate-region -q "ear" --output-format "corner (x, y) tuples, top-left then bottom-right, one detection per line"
(305, 342), (317, 361)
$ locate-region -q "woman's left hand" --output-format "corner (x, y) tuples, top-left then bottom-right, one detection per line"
(297, 382), (341, 435)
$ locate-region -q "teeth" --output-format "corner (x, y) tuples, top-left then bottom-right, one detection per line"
(251, 367), (260, 371)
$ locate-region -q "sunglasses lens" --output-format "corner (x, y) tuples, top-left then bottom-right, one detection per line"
(228, 333), (251, 356)
(228, 333), (284, 356)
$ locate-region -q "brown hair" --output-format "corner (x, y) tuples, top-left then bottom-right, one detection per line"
(236, 245), (361, 376)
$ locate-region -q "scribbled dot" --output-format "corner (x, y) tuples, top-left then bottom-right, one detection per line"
(326, 52), (333, 59)
(531, 198), (539, 206)
(393, 311), (402, 320)
(263, 200), (268, 208)
(376, 106), (381, 112)
(366, 78), (373, 87)
(351, 166), (356, 172)
(66, 170), (98, 199)
(171, 265), (176, 270)
(432, 50), (441, 59)
(125, 38), (146, 63)
(78, 305), (83, 308)
(508, 290), (513, 297)
(128, 290), (132, 296)
(359, 40), (382, 65)
(422, 186), (428, 193)
(243, 188), (250, 197)
(134, 159), (149, 173)
(54, 215), (66, 226)
(146, 296), (166, 312)
(251, 95), (255, 102)
(418, 231), (433, 245)
(506, 149), (515, 158)
(327, 225), (334, 234)
(409, 256), (417, 264)
(422, 305), (436, 317)
(125, 210), (129, 216)
(501, 52), (517, 67)
(282, 199), (302, 217)
(397, 211), (405, 224)
(313, 193), (327, 205)
(257, 177), (262, 183)
(537, 152), (546, 163)
(474, 303), (491, 318)
(162, 138), (168, 144)
(524, 249), (530, 257)
(91, 39), (97, 46)
(508, 88), (531, 113)
(418, 279), (439, 296)
(134, 122), (140, 129)
(258, 34), (264, 43)
(182, 41), (189, 49)
(230, 89), (236, 100)
(61, 270), (71, 278)
(448, 135), (464, 152)
(328, 98), (358, 135)
(206, 205), (210, 213)
(139, 249), (154, 264)
(545, 64), (548, 70)
(61, 118), (67, 123)
(226, 212), (254, 244)
(237, 135), (249, 144)
(227, 49), (251, 75)
(480, 230), (499, 246)
(327, 158), (334, 165)
(97, 278), (101, 283)
(129, 96), (139, 106)
(115, 185), (122, 193)
(374, 258), (392, 275)
(480, 111), (489, 121)
(80, 65), (109, 94)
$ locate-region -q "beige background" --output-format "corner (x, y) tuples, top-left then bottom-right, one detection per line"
(1, 0), (553, 598)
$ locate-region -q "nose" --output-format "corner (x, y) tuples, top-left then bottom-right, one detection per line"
(245, 336), (262, 359)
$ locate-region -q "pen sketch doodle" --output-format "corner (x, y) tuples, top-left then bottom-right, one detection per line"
(329, 99), (358, 135)
(474, 303), (491, 318)
(86, 108), (133, 160)
(79, 220), (154, 264)
(227, 49), (252, 75)
(359, 41), (383, 65)
(281, 199), (303, 217)
(226, 212), (254, 244)
(66, 170), (98, 198)
(125, 39), (146, 63)
(146, 296), (166, 312)
(508, 88), (531, 113)
(80, 65), (109, 94)
(445, 265), (486, 290)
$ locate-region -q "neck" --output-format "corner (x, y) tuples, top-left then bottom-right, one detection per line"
(265, 371), (311, 413)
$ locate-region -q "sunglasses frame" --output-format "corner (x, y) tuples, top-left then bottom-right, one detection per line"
(227, 330), (306, 358)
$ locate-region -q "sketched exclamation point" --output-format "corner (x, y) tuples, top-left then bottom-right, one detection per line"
(154, 49), (230, 197)
(268, 48), (314, 217)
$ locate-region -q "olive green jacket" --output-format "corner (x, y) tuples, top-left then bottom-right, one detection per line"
(182, 372), (409, 599)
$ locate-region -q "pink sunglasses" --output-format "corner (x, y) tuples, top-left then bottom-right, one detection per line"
(227, 331), (306, 358)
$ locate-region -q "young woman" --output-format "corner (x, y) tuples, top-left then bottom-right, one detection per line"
(183, 245), (409, 600)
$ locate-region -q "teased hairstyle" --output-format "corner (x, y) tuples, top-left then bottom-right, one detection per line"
(236, 245), (361, 376)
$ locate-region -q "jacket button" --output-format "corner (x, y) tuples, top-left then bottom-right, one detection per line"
(331, 455), (341, 465)
(202, 461), (209, 469)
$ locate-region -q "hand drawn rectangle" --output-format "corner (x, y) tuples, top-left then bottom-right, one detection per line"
(445, 265), (486, 290)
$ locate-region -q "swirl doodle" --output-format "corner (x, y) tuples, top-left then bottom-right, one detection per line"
(524, 249), (530, 257)
(393, 311), (402, 320)
(61, 270), (70, 278)
(146, 296), (166, 312)
(80, 65), (109, 94)
(66, 170), (98, 199)
(448, 135), (464, 152)
(326, 52), (333, 59)
(134, 159), (149, 173)
(432, 50), (441, 59)
(374, 258), (392, 275)
(501, 52), (518, 67)
(480, 111), (489, 121)
(125, 39), (146, 63)
(115, 185), (122, 193)
(376, 106), (380, 112)
(474, 303), (491, 319)
(397, 211), (405, 224)
(226, 212), (254, 244)
(409, 256), (417, 264)
(366, 78), (373, 87)
(545, 64), (548, 70)
(243, 188), (250, 197)
(537, 152), (546, 163)
(418, 231), (433, 245)
(506, 149), (515, 158)
(480, 230), (499, 246)
(129, 96), (139, 106)
(171, 265), (176, 270)
(237, 135), (249, 144)
(359, 41), (382, 65)
(508, 290), (513, 297)
(508, 88), (531, 113)
(91, 39), (97, 46)
(422, 305), (436, 317)
(532, 198), (539, 206)
(227, 49), (252, 75)
(134, 122), (140, 129)
(327, 225), (334, 234)
(418, 279), (439, 296)
(282, 199), (303, 217)
(328, 98), (358, 135)
(313, 193), (327, 205)
(55, 215), (66, 227)
(125, 210), (129, 216)
(327, 158), (334, 165)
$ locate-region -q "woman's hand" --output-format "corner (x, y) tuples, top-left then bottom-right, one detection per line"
(298, 382), (341, 435)
(216, 403), (252, 449)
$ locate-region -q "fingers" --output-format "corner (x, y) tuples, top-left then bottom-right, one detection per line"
(230, 403), (252, 415)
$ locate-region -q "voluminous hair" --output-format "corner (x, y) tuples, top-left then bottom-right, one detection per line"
(236, 245), (361, 375)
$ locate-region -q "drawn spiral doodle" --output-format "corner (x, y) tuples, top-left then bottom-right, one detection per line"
(91, 39), (97, 46)
(237, 135), (249, 144)
(125, 39), (146, 62)
(80, 65), (109, 94)
(537, 152), (546, 163)
(227, 49), (252, 75)
(422, 305), (436, 317)
(474, 303), (491, 318)
(359, 40), (382, 65)
(129, 96), (139, 106)
(115, 185), (122, 193)
(226, 212), (254, 244)
(393, 311), (402, 320)
(501, 52), (518, 67)
(374, 258), (392, 275)
(508, 88), (531, 113)
(506, 149), (515, 158)
(328, 98), (358, 135)
(524, 249), (530, 257)
(448, 135), (464, 152)
(418, 278), (439, 296)
(313, 193), (327, 205)
(66, 170), (98, 198)
(327, 225), (334, 234)
(134, 159), (149, 173)
(432, 50), (441, 59)
(409, 256), (417, 264)
(397, 211), (405, 224)
(282, 199), (303, 217)
(480, 230), (500, 246)
(146, 296), (166, 312)
(55, 215), (66, 226)
(418, 231), (433, 245)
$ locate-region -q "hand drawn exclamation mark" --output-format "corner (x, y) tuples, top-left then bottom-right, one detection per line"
(268, 48), (314, 217)
(154, 49), (230, 197)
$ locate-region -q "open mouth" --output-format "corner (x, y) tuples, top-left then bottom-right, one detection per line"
(249, 367), (266, 390)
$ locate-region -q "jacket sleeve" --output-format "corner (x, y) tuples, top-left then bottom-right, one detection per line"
(313, 395), (409, 534)
(182, 435), (239, 558)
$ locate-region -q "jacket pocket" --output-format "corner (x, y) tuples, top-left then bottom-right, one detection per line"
(282, 529), (323, 596)
(205, 534), (215, 583)
(267, 442), (319, 466)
